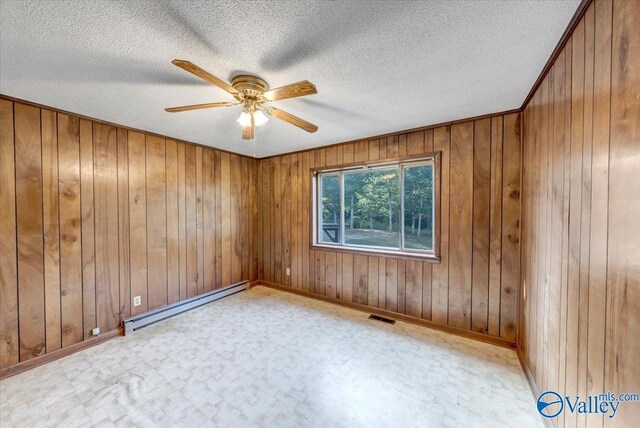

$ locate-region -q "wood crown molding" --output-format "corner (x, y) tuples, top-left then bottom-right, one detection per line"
(1, 0), (588, 162)
(259, 108), (523, 160)
(520, 0), (593, 109)
(0, 94), (258, 161)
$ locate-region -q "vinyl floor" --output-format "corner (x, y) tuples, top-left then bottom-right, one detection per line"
(0, 286), (543, 427)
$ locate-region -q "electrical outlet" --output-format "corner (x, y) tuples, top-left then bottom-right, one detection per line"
(286, 268), (290, 276)
(133, 296), (141, 307)
(91, 327), (100, 336)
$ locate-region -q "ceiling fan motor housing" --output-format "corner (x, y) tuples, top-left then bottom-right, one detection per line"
(231, 75), (269, 101)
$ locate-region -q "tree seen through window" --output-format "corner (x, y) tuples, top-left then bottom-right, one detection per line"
(318, 159), (434, 252)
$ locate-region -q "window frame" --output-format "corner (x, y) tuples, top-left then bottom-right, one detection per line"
(311, 152), (441, 262)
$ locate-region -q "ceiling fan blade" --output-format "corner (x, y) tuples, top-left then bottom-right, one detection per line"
(266, 107), (318, 133)
(262, 80), (317, 102)
(165, 102), (238, 113)
(172, 59), (238, 95)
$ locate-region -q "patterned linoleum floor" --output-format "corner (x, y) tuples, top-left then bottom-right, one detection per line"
(0, 286), (543, 428)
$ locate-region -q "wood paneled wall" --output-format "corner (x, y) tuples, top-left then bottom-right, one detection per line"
(520, 0), (639, 426)
(0, 98), (259, 370)
(258, 112), (522, 341)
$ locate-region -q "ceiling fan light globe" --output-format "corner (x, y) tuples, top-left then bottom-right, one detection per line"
(236, 111), (252, 127)
(253, 110), (269, 126)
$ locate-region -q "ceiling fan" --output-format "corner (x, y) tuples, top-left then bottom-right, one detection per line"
(165, 59), (319, 140)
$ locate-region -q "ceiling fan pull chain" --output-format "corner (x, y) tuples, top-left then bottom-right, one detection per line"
(253, 130), (257, 157)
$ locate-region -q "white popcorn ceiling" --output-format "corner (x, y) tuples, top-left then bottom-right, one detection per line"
(0, 0), (580, 157)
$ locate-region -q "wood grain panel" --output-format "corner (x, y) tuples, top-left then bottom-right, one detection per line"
(292, 154), (301, 288)
(431, 126), (450, 324)
(0, 96), (260, 372)
(405, 260), (422, 318)
(342, 253), (353, 302)
(302, 153), (310, 290)
(606, 2), (640, 425)
(421, 260), (432, 320)
(185, 145), (198, 297)
(128, 131), (147, 315)
(422, 131), (434, 320)
(377, 258), (385, 310)
(258, 111), (522, 343)
(15, 102), (45, 361)
(336, 253), (343, 299)
(407, 131), (424, 155)
(308, 249), (315, 293)
(220, 152), (231, 286)
(165, 140), (180, 303)
(203, 148), (215, 292)
(398, 134), (407, 157)
(93, 123), (119, 332)
(558, 44), (572, 428)
(242, 157), (251, 282)
(177, 142), (188, 298)
(564, 21), (584, 420)
(230, 154), (242, 283)
(116, 128), (130, 320)
(281, 155), (291, 286)
(79, 119), (96, 338)
(146, 135), (167, 310)
(326, 251), (337, 299)
(488, 116), (503, 337)
(353, 255), (368, 304)
(545, 50), (563, 400)
(214, 150), (222, 288)
(0, 99), (18, 366)
(260, 159), (271, 283)
(577, 10), (595, 424)
(385, 259), (398, 312)
(342, 142), (354, 163)
(58, 113), (83, 347)
(314, 250), (325, 295)
(448, 122), (474, 329)
(471, 118), (490, 333)
(326, 145), (338, 168)
(500, 113), (521, 340)
(252, 158), (259, 281)
(41, 109), (61, 352)
(519, 2), (640, 427)
(367, 256), (378, 308)
(368, 139), (380, 161)
(585, 3), (611, 422)
(537, 73), (551, 392)
(196, 147), (204, 294)
(273, 156), (282, 284)
(397, 260), (406, 314)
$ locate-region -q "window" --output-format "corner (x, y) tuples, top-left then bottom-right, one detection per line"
(314, 156), (438, 259)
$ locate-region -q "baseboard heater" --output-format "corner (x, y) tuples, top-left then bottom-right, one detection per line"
(123, 281), (248, 335)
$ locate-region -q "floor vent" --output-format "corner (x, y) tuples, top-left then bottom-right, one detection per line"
(123, 281), (248, 335)
(368, 314), (396, 324)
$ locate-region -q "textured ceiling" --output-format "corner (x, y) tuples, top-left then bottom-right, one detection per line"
(0, 0), (580, 157)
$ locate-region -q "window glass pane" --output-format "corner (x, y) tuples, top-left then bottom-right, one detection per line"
(344, 168), (400, 248)
(320, 174), (340, 244)
(403, 163), (434, 251)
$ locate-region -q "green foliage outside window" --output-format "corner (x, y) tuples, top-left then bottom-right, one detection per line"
(319, 160), (434, 251)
